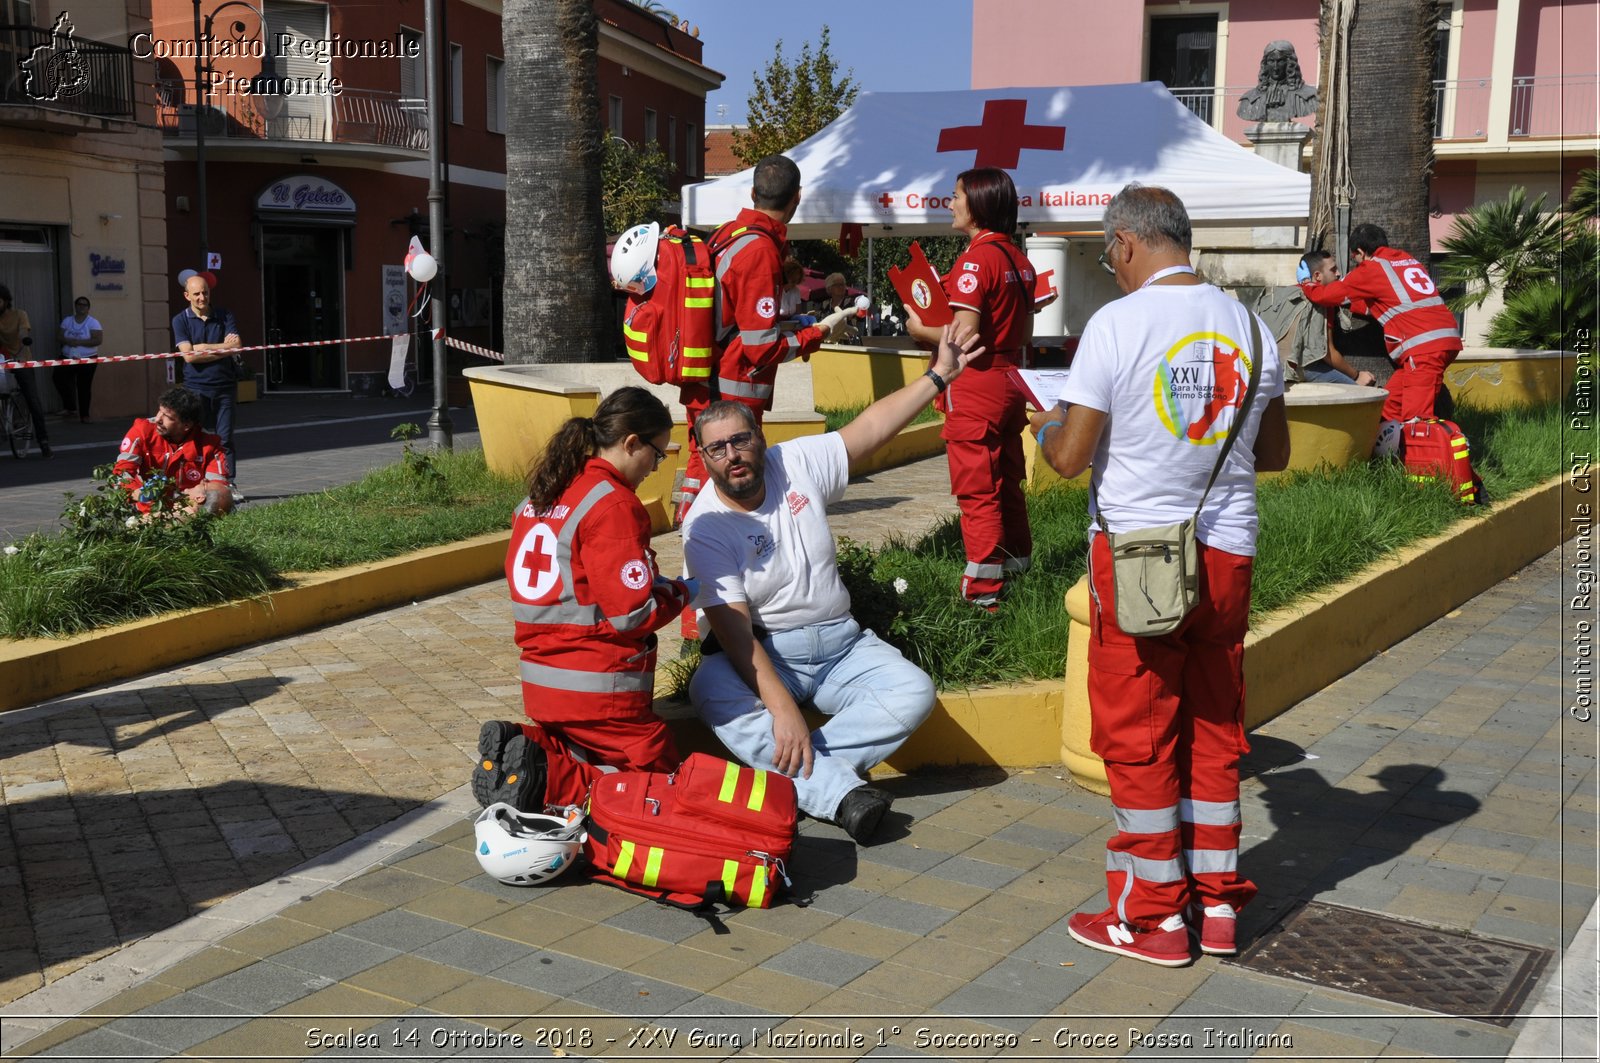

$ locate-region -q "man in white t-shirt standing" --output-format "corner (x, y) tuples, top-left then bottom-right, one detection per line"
(1032, 185), (1290, 967)
(684, 325), (985, 844)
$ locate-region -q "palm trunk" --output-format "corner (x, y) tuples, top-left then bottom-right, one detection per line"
(1311, 0), (1438, 378)
(1311, 0), (1437, 261)
(502, 0), (611, 363)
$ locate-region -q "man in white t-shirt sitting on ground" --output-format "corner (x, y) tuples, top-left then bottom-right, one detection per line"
(683, 324), (985, 844)
(1032, 184), (1290, 967)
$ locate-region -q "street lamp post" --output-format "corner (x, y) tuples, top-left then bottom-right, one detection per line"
(191, 0), (269, 268)
(423, 0), (452, 450)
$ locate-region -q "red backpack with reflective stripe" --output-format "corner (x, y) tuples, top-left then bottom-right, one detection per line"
(583, 753), (797, 909)
(1399, 418), (1484, 505)
(622, 226), (717, 387)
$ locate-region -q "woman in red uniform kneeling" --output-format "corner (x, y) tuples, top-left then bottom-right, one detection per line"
(907, 167), (1045, 609)
(474, 387), (696, 811)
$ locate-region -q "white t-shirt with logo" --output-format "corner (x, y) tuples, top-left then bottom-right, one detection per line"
(682, 432), (852, 633)
(1058, 283), (1284, 556)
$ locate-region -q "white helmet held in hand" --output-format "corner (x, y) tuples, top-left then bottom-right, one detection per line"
(610, 221), (661, 295)
(473, 803), (586, 886)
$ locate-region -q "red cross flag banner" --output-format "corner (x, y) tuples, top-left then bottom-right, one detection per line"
(888, 241), (953, 326)
(682, 83), (1311, 239)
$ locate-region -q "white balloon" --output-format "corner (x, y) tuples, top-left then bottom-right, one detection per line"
(854, 294), (870, 312)
(407, 252), (438, 283)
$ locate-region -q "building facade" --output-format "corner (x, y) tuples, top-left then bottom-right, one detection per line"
(0, 0), (167, 420)
(972, 0), (1596, 251)
(148, 0), (717, 400)
(151, 0), (507, 398)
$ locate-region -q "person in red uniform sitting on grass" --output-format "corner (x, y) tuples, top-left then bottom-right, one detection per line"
(113, 386), (233, 517)
(1300, 222), (1460, 422)
(472, 387), (697, 812)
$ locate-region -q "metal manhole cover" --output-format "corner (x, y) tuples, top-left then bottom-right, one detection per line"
(1230, 900), (1552, 1026)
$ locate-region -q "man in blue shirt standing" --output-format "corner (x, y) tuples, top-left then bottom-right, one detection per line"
(172, 274), (243, 501)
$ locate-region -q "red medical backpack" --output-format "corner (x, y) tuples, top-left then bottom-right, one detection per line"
(1399, 418), (1483, 505)
(621, 226), (718, 388)
(584, 753), (797, 909)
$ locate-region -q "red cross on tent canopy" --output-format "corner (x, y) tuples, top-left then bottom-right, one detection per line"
(936, 98), (1066, 169)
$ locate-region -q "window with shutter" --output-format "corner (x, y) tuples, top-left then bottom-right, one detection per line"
(265, 1), (330, 139)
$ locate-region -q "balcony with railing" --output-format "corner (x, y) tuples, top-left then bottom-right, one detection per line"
(155, 77), (427, 154)
(1510, 74), (1599, 139)
(0, 23), (136, 127)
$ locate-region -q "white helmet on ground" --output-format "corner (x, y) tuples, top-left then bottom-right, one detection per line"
(1373, 418), (1407, 459)
(473, 803), (586, 886)
(610, 221), (660, 295)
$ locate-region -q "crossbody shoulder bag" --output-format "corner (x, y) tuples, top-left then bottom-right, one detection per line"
(1092, 311), (1263, 637)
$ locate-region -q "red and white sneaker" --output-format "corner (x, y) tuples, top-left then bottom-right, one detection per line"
(1067, 908), (1193, 967)
(1187, 902), (1238, 955)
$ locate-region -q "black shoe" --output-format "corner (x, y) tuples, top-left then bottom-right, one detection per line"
(472, 720), (546, 811)
(834, 786), (893, 845)
(39, 440), (52, 459)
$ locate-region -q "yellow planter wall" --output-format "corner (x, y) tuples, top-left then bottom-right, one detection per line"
(809, 344), (929, 410)
(1445, 348), (1578, 410)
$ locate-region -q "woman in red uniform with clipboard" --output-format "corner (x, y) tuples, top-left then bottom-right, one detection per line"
(906, 168), (1048, 610)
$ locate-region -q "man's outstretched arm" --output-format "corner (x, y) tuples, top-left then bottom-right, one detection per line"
(838, 323), (984, 466)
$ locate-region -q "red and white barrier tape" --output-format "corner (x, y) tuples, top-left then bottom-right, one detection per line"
(443, 335), (505, 362)
(0, 332), (402, 371)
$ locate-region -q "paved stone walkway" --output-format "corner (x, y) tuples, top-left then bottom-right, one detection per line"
(1, 524), (1592, 1060)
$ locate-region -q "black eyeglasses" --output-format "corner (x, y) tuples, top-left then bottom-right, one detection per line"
(701, 430), (756, 462)
(1098, 243), (1117, 276)
(646, 440), (667, 468)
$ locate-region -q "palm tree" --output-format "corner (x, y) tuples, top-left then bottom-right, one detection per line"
(1437, 187), (1563, 313)
(1311, 0), (1437, 261)
(501, 0), (612, 363)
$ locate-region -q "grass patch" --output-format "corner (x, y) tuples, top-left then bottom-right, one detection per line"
(837, 402), (1563, 689)
(212, 446), (524, 572)
(0, 438), (525, 640)
(819, 402), (942, 434)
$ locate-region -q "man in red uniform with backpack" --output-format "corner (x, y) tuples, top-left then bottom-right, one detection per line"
(679, 154), (848, 522)
(1300, 223), (1460, 422)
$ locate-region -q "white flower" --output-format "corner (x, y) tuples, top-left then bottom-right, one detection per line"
(3, 545), (18, 556)
(893, 577), (909, 594)
(125, 516), (139, 528)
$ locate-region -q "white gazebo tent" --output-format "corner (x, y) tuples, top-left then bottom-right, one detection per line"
(682, 82), (1311, 334)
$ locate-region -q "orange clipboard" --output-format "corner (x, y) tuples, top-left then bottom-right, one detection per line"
(889, 241), (953, 326)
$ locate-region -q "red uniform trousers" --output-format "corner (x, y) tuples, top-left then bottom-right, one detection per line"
(942, 365), (1031, 606)
(1382, 346), (1458, 422)
(519, 700), (679, 809)
(1087, 532), (1258, 930)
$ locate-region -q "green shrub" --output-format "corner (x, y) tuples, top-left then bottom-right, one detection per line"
(0, 466), (278, 638)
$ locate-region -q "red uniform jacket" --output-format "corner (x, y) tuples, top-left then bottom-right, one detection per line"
(1301, 246), (1461, 367)
(113, 418), (227, 513)
(939, 230), (1039, 430)
(686, 208), (825, 410)
(506, 458), (689, 720)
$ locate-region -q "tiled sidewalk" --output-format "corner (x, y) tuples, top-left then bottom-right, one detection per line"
(2, 544), (1592, 1061)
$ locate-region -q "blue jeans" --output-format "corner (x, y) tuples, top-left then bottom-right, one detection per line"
(689, 616), (935, 820)
(188, 383), (236, 479)
(1299, 361), (1357, 385)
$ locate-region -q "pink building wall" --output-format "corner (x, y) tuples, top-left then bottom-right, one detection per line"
(972, 0), (1143, 87)
(1514, 0), (1599, 136)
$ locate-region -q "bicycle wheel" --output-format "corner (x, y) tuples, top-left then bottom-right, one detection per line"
(3, 396), (30, 459)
